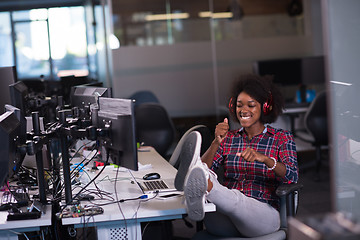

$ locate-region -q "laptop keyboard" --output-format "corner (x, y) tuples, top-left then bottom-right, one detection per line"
(143, 180), (169, 190)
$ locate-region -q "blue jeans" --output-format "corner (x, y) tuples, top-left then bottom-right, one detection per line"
(205, 177), (280, 238)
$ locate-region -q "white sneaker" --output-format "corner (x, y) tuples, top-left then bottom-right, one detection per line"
(184, 166), (208, 222)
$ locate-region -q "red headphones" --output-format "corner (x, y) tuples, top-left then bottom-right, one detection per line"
(228, 97), (235, 114)
(263, 92), (273, 115)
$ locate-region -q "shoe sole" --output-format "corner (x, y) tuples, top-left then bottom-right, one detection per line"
(174, 132), (201, 191)
(184, 167), (207, 222)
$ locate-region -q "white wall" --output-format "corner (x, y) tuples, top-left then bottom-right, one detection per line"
(111, 42), (215, 117)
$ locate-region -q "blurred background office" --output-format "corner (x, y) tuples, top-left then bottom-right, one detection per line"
(1, 0), (360, 237)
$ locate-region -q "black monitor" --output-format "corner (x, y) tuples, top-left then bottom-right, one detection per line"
(70, 86), (112, 109)
(0, 111), (21, 187)
(4, 105), (27, 176)
(60, 75), (89, 104)
(9, 81), (29, 116)
(4, 104), (26, 144)
(0, 66), (17, 114)
(80, 82), (104, 87)
(253, 58), (302, 86)
(97, 97), (138, 171)
(301, 56), (325, 85)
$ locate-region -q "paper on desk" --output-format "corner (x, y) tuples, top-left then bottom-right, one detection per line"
(138, 146), (152, 152)
(138, 162), (152, 170)
(112, 162), (152, 172)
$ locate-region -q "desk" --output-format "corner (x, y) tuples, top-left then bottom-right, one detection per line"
(283, 106), (309, 134)
(0, 205), (52, 240)
(61, 147), (215, 240)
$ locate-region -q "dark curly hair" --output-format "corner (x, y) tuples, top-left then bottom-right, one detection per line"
(228, 74), (284, 124)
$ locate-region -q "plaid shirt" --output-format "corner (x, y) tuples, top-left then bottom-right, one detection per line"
(211, 125), (298, 210)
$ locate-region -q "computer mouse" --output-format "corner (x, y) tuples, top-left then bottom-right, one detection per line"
(143, 172), (161, 180)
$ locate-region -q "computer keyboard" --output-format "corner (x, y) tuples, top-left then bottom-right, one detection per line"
(143, 180), (169, 190)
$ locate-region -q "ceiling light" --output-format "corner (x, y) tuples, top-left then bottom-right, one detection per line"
(198, 11), (233, 19)
(145, 13), (189, 21)
(330, 81), (352, 86)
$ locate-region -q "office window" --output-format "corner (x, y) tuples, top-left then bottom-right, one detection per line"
(2, 6), (89, 80)
(0, 12), (13, 67)
(13, 9), (51, 79)
(48, 7), (88, 78)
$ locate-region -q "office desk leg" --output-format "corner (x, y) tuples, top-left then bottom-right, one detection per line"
(97, 222), (141, 240)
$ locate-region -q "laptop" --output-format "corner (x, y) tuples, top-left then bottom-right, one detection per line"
(136, 177), (179, 195)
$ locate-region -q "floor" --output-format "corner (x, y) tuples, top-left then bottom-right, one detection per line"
(169, 148), (332, 240)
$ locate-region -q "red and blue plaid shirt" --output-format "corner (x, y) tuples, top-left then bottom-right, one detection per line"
(211, 125), (298, 210)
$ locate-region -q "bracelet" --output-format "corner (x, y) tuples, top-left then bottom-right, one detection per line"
(268, 157), (277, 170)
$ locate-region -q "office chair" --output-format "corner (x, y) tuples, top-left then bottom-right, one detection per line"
(169, 125), (212, 169)
(294, 91), (328, 179)
(134, 103), (176, 158)
(192, 183), (303, 240)
(129, 90), (160, 106)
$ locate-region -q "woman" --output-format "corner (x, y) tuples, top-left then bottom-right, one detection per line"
(183, 74), (298, 238)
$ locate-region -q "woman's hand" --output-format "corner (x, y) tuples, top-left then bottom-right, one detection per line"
(236, 148), (282, 175)
(236, 148), (267, 163)
(202, 118), (230, 168)
(214, 118), (229, 145)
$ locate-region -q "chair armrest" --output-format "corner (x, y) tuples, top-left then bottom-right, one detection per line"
(276, 183), (303, 218)
(276, 183), (303, 197)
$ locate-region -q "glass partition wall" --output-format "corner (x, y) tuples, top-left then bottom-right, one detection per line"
(323, 0), (360, 221)
(111, 0), (304, 47)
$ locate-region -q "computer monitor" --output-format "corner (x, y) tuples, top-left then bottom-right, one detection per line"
(4, 104), (26, 144)
(253, 58), (302, 86)
(80, 82), (104, 87)
(70, 86), (112, 109)
(97, 97), (138, 171)
(0, 111), (21, 187)
(301, 56), (325, 85)
(60, 75), (89, 104)
(4, 105), (27, 176)
(0, 66), (17, 114)
(9, 81), (29, 116)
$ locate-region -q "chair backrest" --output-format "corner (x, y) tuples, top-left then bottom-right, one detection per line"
(134, 103), (175, 158)
(169, 125), (212, 169)
(130, 90), (159, 106)
(304, 91), (328, 145)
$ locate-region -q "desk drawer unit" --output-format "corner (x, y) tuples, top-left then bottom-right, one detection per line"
(97, 222), (141, 240)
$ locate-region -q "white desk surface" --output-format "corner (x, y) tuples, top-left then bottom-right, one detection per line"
(283, 107), (308, 114)
(0, 205), (52, 231)
(61, 147), (215, 226)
